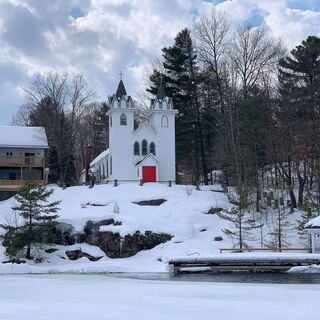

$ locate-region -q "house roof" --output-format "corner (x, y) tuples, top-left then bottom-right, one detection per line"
(0, 126), (49, 149)
(305, 215), (320, 229)
(135, 153), (159, 166)
(90, 149), (109, 167)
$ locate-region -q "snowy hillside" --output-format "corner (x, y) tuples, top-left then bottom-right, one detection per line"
(0, 183), (304, 273)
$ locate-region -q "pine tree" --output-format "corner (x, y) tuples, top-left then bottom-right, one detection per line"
(1, 184), (61, 259)
(218, 182), (262, 250)
(147, 28), (209, 184)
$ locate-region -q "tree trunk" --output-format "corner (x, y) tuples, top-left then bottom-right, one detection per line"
(27, 201), (32, 259)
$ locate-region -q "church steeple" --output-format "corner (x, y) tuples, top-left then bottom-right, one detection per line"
(115, 80), (127, 98)
(156, 82), (166, 100)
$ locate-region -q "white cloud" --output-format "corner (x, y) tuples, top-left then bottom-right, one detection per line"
(0, 0), (320, 124)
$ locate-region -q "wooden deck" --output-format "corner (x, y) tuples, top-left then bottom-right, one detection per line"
(0, 180), (45, 191)
(169, 253), (320, 274)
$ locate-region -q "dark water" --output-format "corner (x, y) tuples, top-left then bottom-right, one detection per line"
(108, 272), (320, 284)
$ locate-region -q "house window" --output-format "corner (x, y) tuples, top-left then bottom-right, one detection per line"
(142, 139), (148, 155)
(120, 113), (127, 125)
(134, 142), (140, 155)
(150, 142), (156, 156)
(161, 115), (168, 127)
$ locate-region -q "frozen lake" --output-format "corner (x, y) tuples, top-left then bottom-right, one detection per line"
(0, 274), (319, 320)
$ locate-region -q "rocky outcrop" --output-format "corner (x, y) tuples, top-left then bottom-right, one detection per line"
(53, 219), (172, 259)
(98, 231), (172, 258)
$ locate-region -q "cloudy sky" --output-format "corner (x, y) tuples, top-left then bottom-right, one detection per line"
(0, 0), (320, 125)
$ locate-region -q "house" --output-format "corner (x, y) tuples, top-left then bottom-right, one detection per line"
(88, 80), (178, 183)
(0, 126), (49, 199)
(305, 216), (320, 253)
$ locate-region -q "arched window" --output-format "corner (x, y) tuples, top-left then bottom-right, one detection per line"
(161, 115), (168, 127)
(134, 141), (140, 155)
(120, 113), (127, 125)
(150, 142), (156, 156)
(142, 139), (148, 156)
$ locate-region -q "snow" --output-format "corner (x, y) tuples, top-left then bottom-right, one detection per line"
(90, 148), (109, 167)
(170, 252), (320, 263)
(0, 126), (48, 148)
(306, 215), (320, 228)
(0, 274), (319, 320)
(0, 182), (313, 274)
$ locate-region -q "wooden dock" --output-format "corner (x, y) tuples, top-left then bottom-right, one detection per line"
(168, 253), (320, 274)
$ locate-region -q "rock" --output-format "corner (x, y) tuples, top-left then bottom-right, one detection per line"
(45, 248), (58, 254)
(65, 250), (103, 262)
(2, 259), (26, 264)
(213, 236), (223, 241)
(133, 199), (166, 206)
(98, 230), (172, 258)
(52, 222), (76, 246)
(207, 207), (223, 214)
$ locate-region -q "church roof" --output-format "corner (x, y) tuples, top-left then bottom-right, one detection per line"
(135, 153), (159, 166)
(115, 80), (127, 98)
(156, 82), (166, 100)
(133, 121), (157, 135)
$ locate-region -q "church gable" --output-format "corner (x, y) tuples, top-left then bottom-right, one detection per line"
(133, 121), (157, 135)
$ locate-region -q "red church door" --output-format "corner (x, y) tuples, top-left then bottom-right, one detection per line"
(142, 166), (156, 183)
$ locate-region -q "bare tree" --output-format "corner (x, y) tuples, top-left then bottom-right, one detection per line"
(231, 25), (285, 95)
(23, 72), (96, 185)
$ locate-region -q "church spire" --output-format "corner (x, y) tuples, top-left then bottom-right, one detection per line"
(156, 81), (166, 100)
(115, 79), (127, 98)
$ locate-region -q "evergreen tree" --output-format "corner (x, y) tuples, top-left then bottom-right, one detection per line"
(1, 184), (60, 259)
(277, 36), (320, 207)
(218, 182), (261, 250)
(148, 28), (209, 184)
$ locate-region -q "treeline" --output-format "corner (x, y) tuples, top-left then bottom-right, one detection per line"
(14, 74), (108, 186)
(147, 9), (320, 212)
(13, 9), (320, 214)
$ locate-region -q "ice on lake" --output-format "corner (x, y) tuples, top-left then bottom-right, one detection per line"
(0, 274), (319, 320)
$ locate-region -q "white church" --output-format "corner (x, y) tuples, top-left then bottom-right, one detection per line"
(88, 80), (178, 183)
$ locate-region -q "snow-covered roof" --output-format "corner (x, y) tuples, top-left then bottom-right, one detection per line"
(90, 149), (109, 167)
(305, 215), (320, 228)
(0, 126), (48, 149)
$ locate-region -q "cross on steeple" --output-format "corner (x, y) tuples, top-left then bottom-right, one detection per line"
(119, 71), (125, 81)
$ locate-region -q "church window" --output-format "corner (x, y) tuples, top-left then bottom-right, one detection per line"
(110, 156), (112, 175)
(110, 116), (112, 127)
(120, 113), (127, 125)
(142, 139), (148, 155)
(161, 115), (168, 127)
(134, 142), (140, 155)
(150, 142), (156, 156)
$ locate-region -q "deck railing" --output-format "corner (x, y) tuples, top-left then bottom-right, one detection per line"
(0, 156), (44, 167)
(0, 179), (45, 191)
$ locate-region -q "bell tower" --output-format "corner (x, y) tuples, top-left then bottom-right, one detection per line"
(107, 79), (136, 181)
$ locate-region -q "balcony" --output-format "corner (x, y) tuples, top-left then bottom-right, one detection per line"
(0, 179), (45, 191)
(0, 156), (44, 167)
